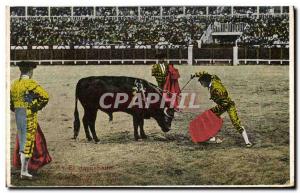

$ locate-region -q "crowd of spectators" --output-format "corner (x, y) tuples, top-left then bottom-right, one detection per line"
(73, 7), (94, 16)
(10, 6), (289, 17)
(10, 16), (207, 47)
(50, 7), (72, 16)
(27, 7), (49, 16)
(233, 6), (289, 15)
(208, 6), (231, 15)
(240, 15), (289, 47)
(96, 7), (116, 16)
(259, 6), (282, 14)
(10, 7), (25, 16)
(118, 7), (138, 16)
(185, 7), (206, 15)
(10, 6), (289, 48)
(210, 14), (289, 47)
(162, 7), (184, 16)
(233, 7), (257, 15)
(140, 7), (160, 16)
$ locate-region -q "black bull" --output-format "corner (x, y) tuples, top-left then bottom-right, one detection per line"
(73, 76), (175, 142)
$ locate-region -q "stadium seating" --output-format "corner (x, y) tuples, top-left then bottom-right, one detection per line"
(10, 6), (289, 48)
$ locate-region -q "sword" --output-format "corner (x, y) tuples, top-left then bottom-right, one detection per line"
(180, 78), (193, 92)
(152, 77), (193, 97)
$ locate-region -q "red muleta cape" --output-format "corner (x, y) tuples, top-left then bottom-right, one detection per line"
(189, 110), (223, 142)
(13, 124), (52, 171)
(163, 64), (181, 109)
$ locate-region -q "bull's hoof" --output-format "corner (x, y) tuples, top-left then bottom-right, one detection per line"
(86, 136), (92, 141)
(94, 138), (100, 143)
(134, 136), (140, 141)
(141, 135), (147, 139)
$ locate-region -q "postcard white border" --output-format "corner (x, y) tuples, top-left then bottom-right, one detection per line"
(2, 1), (297, 190)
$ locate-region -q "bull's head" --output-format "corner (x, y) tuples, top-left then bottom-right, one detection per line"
(154, 107), (175, 132)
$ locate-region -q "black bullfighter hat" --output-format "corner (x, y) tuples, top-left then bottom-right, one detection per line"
(16, 61), (37, 69)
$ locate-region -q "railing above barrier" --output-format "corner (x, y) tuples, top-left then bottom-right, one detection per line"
(10, 47), (289, 65)
(10, 59), (190, 65)
(10, 58), (289, 65)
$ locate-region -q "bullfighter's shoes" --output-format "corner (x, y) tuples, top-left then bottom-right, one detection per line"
(20, 172), (33, 180)
(241, 127), (252, 147)
(246, 142), (253, 148)
(208, 136), (223, 144)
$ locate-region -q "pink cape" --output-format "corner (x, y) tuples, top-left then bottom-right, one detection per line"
(189, 110), (223, 142)
(13, 124), (52, 171)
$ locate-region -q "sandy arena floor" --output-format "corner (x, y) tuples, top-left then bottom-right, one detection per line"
(9, 65), (291, 186)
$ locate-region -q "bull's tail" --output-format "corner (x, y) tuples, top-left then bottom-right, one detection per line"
(73, 84), (80, 139)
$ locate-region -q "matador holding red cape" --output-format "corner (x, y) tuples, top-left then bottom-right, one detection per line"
(10, 61), (52, 179)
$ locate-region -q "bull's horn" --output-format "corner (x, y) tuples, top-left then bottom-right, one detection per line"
(164, 107), (172, 118)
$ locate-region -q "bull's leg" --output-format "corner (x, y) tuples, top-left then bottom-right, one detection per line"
(139, 119), (147, 139)
(88, 110), (100, 143)
(82, 111), (92, 141)
(133, 116), (140, 141)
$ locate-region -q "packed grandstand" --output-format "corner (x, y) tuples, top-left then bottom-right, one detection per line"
(10, 6), (289, 48)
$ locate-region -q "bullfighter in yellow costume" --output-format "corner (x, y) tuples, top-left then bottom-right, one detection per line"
(191, 71), (252, 147)
(10, 61), (49, 179)
(151, 53), (168, 88)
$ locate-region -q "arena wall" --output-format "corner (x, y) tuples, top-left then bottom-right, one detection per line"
(10, 47), (289, 65)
